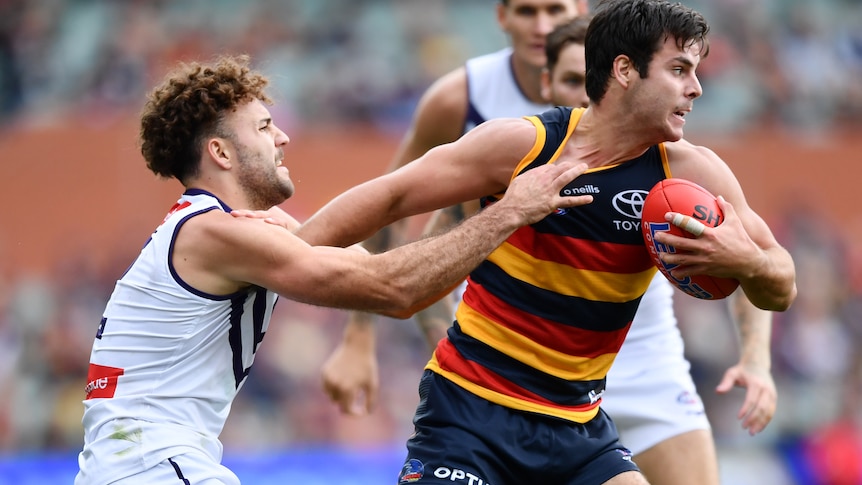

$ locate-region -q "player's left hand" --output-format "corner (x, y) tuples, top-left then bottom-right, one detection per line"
(714, 361), (777, 435)
(231, 206), (299, 231)
(656, 196), (761, 280)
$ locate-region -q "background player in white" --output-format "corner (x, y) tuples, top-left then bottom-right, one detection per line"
(74, 54), (592, 485)
(320, 5), (778, 485)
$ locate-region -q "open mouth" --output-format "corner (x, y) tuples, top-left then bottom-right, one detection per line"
(672, 109), (689, 122)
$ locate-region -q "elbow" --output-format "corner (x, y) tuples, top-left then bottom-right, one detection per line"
(380, 306), (419, 320)
(773, 283), (798, 312)
(384, 296), (434, 320)
(746, 254), (798, 312)
(366, 282), (418, 320)
(750, 282), (797, 312)
(377, 283), (441, 320)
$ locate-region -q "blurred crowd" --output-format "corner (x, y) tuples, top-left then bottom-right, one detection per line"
(1, 0), (861, 132)
(0, 0), (861, 484)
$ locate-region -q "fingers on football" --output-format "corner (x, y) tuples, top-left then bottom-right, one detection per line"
(670, 213), (707, 236)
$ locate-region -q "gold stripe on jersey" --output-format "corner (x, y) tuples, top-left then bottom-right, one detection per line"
(456, 304), (616, 381)
(510, 116), (547, 183)
(426, 355), (601, 422)
(658, 142), (673, 178)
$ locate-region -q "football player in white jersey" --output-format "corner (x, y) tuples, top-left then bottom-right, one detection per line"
(74, 54), (593, 485)
(319, 4), (779, 485)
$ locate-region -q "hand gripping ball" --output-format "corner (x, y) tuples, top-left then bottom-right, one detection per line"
(641, 178), (739, 300)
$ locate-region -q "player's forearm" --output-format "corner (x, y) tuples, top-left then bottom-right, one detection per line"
(374, 203), (523, 318)
(729, 291), (773, 371)
(738, 246), (797, 312)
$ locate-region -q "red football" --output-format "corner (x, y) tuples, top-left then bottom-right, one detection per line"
(641, 178), (740, 300)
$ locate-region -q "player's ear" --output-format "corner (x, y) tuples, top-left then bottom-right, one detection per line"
(206, 137), (233, 170)
(540, 68), (552, 103)
(612, 55), (633, 88)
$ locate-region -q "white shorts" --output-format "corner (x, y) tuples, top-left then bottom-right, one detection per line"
(76, 449), (240, 485)
(602, 359), (710, 456)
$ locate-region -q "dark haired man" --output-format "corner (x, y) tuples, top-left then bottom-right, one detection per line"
(298, 1), (796, 483)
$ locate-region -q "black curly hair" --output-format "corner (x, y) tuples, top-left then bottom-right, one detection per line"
(139, 54), (271, 183)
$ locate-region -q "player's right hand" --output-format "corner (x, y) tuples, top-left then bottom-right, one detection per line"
(320, 335), (380, 416)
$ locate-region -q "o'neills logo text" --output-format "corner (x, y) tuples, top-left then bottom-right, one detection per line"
(85, 363), (124, 399)
(561, 184), (600, 196)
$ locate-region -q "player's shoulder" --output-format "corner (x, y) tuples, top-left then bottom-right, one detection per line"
(665, 138), (722, 158)
(416, 66), (467, 126)
(663, 138), (743, 199)
(421, 66), (467, 108)
(664, 138), (726, 175)
(410, 67), (469, 146)
(174, 207), (235, 245)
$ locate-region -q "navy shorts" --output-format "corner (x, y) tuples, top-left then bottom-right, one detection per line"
(397, 371), (640, 485)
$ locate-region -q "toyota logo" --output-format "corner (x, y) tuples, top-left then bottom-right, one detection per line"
(612, 190), (649, 219)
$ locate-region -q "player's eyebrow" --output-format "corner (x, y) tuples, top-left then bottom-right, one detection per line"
(672, 56), (695, 67)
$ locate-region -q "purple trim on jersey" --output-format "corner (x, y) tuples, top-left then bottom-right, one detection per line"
(167, 207), (246, 301)
(228, 287), (268, 388)
(507, 53), (533, 103)
(251, 288), (268, 353)
(228, 296), (248, 387)
(168, 458), (192, 485)
(183, 188), (232, 212)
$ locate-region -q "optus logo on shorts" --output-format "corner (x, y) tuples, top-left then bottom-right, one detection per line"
(85, 363), (124, 399)
(432, 467), (492, 484)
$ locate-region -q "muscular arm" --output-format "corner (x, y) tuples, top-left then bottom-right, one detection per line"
(178, 156), (591, 318)
(411, 203), (474, 347)
(661, 141), (797, 311)
(296, 117), (542, 248)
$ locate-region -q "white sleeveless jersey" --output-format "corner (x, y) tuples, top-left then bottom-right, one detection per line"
(464, 48), (550, 133)
(462, 48), (680, 357)
(607, 272), (683, 380)
(77, 190), (278, 483)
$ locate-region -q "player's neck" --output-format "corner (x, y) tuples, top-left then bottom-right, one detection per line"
(570, 108), (655, 167)
(510, 56), (546, 104)
(185, 178), (253, 212)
